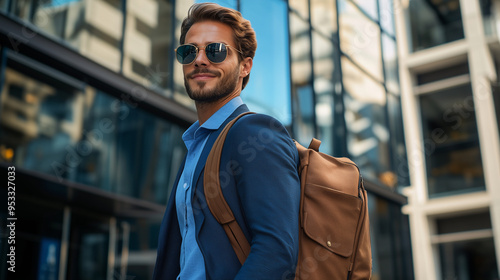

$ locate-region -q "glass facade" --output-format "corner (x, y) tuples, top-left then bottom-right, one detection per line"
(0, 51), (186, 205)
(3, 0), (176, 96)
(409, 0), (464, 52)
(0, 0), (413, 279)
(337, 0), (406, 188)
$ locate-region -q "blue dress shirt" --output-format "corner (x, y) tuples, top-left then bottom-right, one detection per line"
(175, 96), (244, 280)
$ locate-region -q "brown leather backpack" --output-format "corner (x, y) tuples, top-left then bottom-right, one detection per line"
(204, 112), (372, 279)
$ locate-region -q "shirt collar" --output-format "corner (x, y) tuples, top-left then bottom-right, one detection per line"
(182, 96), (244, 142)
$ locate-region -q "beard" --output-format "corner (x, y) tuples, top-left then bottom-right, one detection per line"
(184, 66), (240, 104)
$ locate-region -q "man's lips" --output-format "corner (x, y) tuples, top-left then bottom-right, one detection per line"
(191, 73), (216, 80)
(187, 70), (219, 81)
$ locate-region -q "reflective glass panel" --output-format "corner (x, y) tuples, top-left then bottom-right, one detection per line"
(419, 84), (486, 197)
(122, 0), (174, 96)
(116, 217), (162, 279)
(439, 239), (499, 280)
(27, 0), (123, 71)
(0, 55), (186, 204)
(67, 212), (110, 280)
(382, 33), (399, 94)
(436, 212), (492, 234)
(479, 0), (495, 36)
(342, 57), (391, 184)
(312, 31), (335, 154)
(494, 85), (500, 142)
(368, 193), (414, 279)
(8, 0), (31, 20)
(111, 98), (186, 204)
(310, 0), (337, 35)
(8, 0), (123, 71)
(379, 0), (395, 36)
(409, 0), (464, 52)
(388, 93), (409, 187)
(290, 12), (315, 145)
(0, 0), (7, 11)
(340, 0), (383, 82)
(417, 62), (469, 85)
(289, 0), (309, 20)
(352, 0), (378, 20)
(241, 0), (292, 125)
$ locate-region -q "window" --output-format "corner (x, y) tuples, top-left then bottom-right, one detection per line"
(116, 217), (163, 279)
(290, 11), (315, 145)
(382, 34), (399, 94)
(312, 31), (336, 154)
(289, 0), (309, 20)
(310, 0), (337, 35)
(339, 0), (383, 82)
(342, 57), (391, 184)
(432, 212), (499, 280)
(388, 93), (409, 187)
(479, 0), (495, 36)
(494, 85), (500, 142)
(409, 0), (464, 51)
(419, 83), (486, 197)
(379, 0), (395, 36)
(352, 0), (378, 20)
(416, 62), (469, 85)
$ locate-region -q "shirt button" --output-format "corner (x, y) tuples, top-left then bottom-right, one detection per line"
(183, 183), (188, 189)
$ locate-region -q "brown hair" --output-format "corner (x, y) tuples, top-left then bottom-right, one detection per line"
(180, 3), (257, 89)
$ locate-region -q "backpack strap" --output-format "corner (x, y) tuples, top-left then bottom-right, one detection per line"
(204, 112), (255, 265)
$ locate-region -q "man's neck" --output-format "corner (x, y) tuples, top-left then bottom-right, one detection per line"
(195, 92), (241, 125)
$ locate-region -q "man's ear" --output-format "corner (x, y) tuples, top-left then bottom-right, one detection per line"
(240, 57), (253, 78)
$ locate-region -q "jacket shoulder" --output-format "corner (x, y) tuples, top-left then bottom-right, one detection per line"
(227, 113), (291, 140)
(224, 113), (298, 162)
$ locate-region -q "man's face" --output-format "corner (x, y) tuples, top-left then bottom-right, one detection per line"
(183, 20), (245, 103)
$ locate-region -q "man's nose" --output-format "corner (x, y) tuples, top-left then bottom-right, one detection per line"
(194, 48), (210, 66)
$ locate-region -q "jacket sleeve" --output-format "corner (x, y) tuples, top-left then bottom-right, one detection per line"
(227, 114), (300, 280)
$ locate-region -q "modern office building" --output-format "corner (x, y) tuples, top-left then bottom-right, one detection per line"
(394, 0), (500, 279)
(0, 0), (413, 279)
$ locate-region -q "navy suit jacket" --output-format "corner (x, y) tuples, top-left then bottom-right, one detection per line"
(153, 104), (300, 280)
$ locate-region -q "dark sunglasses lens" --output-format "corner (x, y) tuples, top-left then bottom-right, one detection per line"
(176, 45), (197, 64)
(206, 43), (227, 63)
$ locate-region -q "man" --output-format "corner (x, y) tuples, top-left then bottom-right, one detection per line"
(153, 3), (300, 280)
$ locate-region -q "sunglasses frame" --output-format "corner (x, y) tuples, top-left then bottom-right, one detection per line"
(175, 42), (243, 65)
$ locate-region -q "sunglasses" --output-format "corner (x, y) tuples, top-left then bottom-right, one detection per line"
(175, 42), (242, 65)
